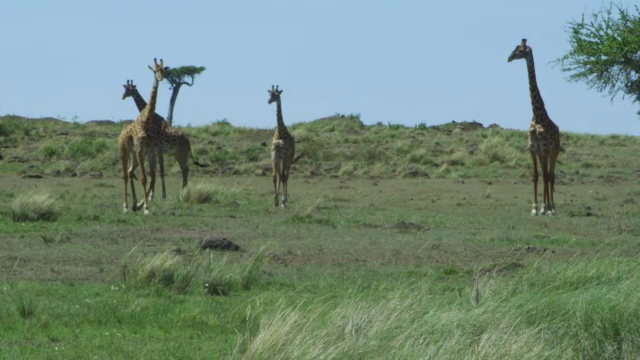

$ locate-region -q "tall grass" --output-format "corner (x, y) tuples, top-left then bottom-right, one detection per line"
(181, 182), (242, 205)
(127, 247), (266, 296)
(10, 191), (59, 222)
(127, 251), (196, 294)
(236, 256), (640, 359)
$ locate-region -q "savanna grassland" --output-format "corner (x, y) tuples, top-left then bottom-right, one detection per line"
(1, 114), (640, 359)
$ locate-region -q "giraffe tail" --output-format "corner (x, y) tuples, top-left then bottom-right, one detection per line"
(190, 151), (208, 168)
(292, 151), (305, 165)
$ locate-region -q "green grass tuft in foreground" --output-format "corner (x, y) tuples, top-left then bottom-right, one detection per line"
(126, 246), (267, 296)
(181, 182), (242, 205)
(236, 256), (640, 359)
(10, 191), (59, 222)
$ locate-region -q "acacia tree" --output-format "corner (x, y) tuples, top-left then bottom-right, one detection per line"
(555, 4), (640, 114)
(163, 65), (206, 126)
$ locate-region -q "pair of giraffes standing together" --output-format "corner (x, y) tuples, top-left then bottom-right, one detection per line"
(119, 39), (560, 217)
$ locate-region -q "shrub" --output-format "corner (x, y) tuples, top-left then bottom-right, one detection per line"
(206, 119), (235, 136)
(65, 138), (109, 159)
(240, 248), (266, 290)
(0, 121), (12, 137)
(16, 297), (36, 319)
(39, 144), (60, 160)
(11, 192), (59, 222)
(406, 148), (434, 166)
(181, 183), (241, 205)
(128, 251), (195, 294)
(127, 247), (266, 296)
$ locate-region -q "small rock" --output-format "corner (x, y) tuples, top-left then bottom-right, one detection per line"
(199, 237), (242, 252)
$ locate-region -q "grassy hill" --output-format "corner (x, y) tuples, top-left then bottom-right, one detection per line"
(1, 113), (638, 181)
(1, 114), (640, 358)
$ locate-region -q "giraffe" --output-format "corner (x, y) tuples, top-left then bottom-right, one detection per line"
(268, 85), (296, 208)
(118, 82), (164, 211)
(508, 39), (561, 216)
(122, 80), (207, 200)
(117, 122), (139, 211)
(121, 58), (165, 215)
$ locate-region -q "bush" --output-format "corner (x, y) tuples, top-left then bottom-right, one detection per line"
(65, 138), (109, 159)
(181, 183), (241, 205)
(128, 251), (195, 294)
(0, 121), (12, 137)
(126, 247), (266, 296)
(39, 144), (60, 160)
(11, 192), (59, 222)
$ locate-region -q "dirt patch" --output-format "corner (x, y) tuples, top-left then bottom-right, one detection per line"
(391, 221), (429, 232)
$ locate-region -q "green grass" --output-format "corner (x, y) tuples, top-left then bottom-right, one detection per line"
(238, 256), (640, 359)
(10, 191), (59, 222)
(181, 182), (242, 205)
(1, 114), (640, 358)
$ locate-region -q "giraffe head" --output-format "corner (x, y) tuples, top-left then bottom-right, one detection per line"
(122, 80), (137, 100)
(507, 39), (531, 62)
(148, 58), (166, 82)
(268, 85), (283, 104)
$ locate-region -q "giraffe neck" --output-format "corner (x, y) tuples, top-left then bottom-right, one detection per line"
(276, 98), (287, 134)
(139, 77), (160, 129)
(146, 77), (160, 115)
(524, 52), (549, 122)
(132, 88), (148, 112)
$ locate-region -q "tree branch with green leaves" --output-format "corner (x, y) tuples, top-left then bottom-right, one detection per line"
(554, 4), (640, 114)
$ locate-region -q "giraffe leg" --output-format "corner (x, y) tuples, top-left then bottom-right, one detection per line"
(145, 152), (158, 214)
(159, 150), (167, 201)
(548, 149), (559, 215)
(147, 154), (156, 203)
(281, 176), (288, 208)
(121, 145), (130, 213)
(177, 151), (189, 192)
(136, 150), (150, 215)
(128, 155), (139, 212)
(272, 160), (281, 207)
(135, 162), (151, 210)
(530, 150), (539, 216)
(281, 169), (290, 208)
(273, 174), (280, 207)
(539, 155), (550, 216)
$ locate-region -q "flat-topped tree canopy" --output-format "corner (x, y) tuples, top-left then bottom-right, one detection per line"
(163, 65), (206, 126)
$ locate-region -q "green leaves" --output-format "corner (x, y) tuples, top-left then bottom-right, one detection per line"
(163, 65), (206, 89)
(555, 4), (640, 112)
(163, 65), (206, 125)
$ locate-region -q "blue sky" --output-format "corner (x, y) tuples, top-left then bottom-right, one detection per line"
(1, 1), (638, 135)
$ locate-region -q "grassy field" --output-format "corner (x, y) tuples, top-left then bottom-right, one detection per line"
(1, 115), (640, 358)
